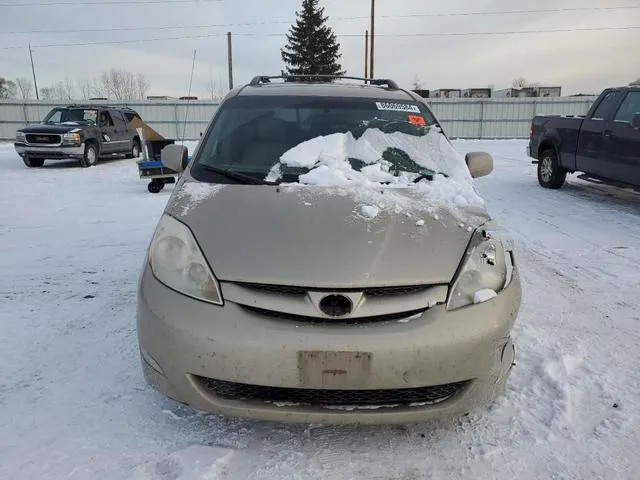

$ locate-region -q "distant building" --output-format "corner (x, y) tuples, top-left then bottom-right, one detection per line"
(493, 87), (536, 98)
(431, 89), (461, 98)
(146, 95), (176, 100)
(462, 88), (492, 98)
(494, 86), (562, 98)
(536, 86), (562, 97)
(411, 89), (430, 99)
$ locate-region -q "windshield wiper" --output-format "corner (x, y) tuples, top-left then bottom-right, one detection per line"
(413, 168), (449, 183)
(199, 164), (277, 185)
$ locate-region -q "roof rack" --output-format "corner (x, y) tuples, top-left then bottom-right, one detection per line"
(248, 75), (399, 90)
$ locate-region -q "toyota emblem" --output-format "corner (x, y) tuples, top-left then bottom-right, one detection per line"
(319, 295), (353, 317)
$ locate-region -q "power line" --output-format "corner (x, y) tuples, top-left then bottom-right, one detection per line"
(0, 0), (220, 6)
(1, 5), (638, 35)
(1, 25), (637, 50)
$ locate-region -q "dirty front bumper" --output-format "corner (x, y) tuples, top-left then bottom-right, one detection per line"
(14, 142), (84, 159)
(136, 267), (521, 425)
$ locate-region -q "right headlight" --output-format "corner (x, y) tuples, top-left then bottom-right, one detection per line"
(15, 131), (25, 141)
(148, 214), (223, 305)
(446, 227), (515, 311)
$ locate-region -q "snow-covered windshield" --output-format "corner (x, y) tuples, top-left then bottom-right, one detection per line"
(43, 108), (97, 125)
(192, 95), (486, 222)
(193, 96), (448, 182)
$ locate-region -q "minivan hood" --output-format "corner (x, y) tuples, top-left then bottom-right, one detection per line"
(167, 182), (490, 287)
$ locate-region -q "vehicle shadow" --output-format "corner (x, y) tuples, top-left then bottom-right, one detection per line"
(40, 156), (134, 170)
(563, 178), (640, 212)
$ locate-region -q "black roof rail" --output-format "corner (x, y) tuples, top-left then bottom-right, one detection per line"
(248, 74), (399, 90)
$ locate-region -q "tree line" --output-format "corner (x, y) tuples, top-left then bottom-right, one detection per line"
(0, 69), (150, 101)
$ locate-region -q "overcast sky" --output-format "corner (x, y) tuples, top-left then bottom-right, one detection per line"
(1, 0), (638, 98)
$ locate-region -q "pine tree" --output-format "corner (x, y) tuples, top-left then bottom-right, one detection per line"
(281, 0), (345, 81)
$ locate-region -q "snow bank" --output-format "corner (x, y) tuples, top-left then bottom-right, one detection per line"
(269, 127), (486, 224)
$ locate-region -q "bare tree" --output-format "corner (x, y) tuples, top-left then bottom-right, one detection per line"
(40, 87), (53, 100)
(0, 77), (17, 99)
(206, 76), (226, 101)
(50, 77), (77, 100)
(411, 74), (423, 90)
(135, 73), (150, 99)
(100, 68), (150, 100)
(78, 78), (93, 100)
(512, 77), (529, 89)
(15, 77), (34, 99)
(630, 78), (640, 86)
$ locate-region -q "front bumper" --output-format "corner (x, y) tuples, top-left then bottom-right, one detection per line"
(14, 142), (84, 159)
(137, 268), (521, 425)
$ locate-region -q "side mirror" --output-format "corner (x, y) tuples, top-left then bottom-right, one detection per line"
(161, 144), (188, 173)
(631, 113), (640, 130)
(465, 152), (493, 178)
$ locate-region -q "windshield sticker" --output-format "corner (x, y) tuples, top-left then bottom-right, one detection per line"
(375, 102), (421, 113)
(408, 115), (426, 126)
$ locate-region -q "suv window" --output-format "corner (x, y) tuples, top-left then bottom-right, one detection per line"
(194, 95), (438, 181)
(110, 110), (128, 128)
(43, 107), (97, 125)
(613, 92), (640, 123)
(591, 91), (622, 120)
(99, 111), (114, 127)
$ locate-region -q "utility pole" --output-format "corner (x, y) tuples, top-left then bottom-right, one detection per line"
(364, 30), (369, 79)
(29, 44), (39, 100)
(369, 0), (375, 79)
(227, 32), (233, 90)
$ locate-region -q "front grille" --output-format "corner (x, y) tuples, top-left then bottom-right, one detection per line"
(26, 134), (61, 144)
(236, 282), (307, 296)
(239, 305), (427, 324)
(236, 282), (430, 298)
(363, 285), (429, 297)
(195, 376), (469, 407)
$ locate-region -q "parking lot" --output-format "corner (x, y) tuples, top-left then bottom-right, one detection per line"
(1, 140), (639, 479)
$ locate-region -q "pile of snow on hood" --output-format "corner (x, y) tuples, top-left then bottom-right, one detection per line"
(266, 127), (487, 224)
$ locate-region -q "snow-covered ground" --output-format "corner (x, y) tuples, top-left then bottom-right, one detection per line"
(1, 140), (639, 479)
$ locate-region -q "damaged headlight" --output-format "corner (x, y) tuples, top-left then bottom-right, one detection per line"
(446, 226), (515, 311)
(148, 214), (223, 305)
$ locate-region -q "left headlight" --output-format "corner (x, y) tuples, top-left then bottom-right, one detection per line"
(15, 131), (25, 141)
(447, 227), (515, 311)
(62, 132), (81, 145)
(148, 214), (223, 305)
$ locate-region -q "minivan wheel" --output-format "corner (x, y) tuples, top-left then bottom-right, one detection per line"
(538, 148), (566, 189)
(23, 156), (45, 168)
(80, 142), (98, 168)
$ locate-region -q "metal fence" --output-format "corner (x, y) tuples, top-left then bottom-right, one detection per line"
(0, 96), (598, 141)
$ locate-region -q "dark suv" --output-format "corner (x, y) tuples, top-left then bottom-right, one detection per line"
(14, 104), (142, 168)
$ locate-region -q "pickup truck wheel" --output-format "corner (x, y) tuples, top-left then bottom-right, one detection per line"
(538, 149), (566, 189)
(23, 156), (45, 168)
(79, 143), (98, 168)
